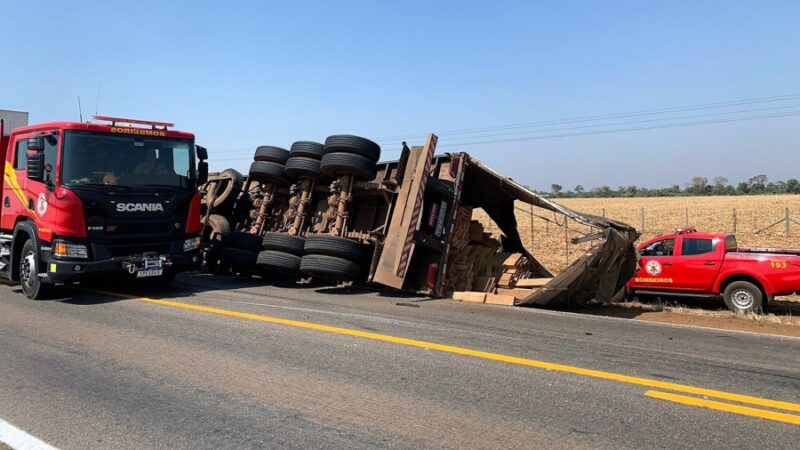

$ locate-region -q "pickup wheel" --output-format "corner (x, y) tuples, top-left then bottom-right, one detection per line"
(19, 239), (52, 300)
(723, 281), (763, 313)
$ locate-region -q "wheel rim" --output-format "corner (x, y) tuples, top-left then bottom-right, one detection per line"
(731, 288), (754, 310)
(21, 251), (36, 289)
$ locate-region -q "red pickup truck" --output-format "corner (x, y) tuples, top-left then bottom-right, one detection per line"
(626, 228), (800, 313)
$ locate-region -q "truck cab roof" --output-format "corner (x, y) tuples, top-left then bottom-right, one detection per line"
(10, 121), (195, 140)
(638, 230), (733, 250)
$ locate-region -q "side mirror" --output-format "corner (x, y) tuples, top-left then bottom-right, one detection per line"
(26, 151), (45, 182)
(27, 136), (44, 151)
(195, 145), (208, 161)
(198, 161), (209, 185)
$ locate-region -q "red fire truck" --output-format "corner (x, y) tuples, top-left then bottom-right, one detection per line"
(0, 112), (207, 299)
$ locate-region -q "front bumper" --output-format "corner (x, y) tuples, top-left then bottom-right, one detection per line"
(43, 250), (201, 284)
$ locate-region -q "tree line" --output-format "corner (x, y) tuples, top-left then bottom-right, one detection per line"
(545, 175), (800, 198)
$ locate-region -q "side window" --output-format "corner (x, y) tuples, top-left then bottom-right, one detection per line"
(725, 235), (737, 251)
(681, 238), (716, 256)
(13, 139), (27, 169)
(640, 238), (675, 257)
(43, 135), (58, 174)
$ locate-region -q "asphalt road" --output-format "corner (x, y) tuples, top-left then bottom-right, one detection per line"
(0, 274), (798, 449)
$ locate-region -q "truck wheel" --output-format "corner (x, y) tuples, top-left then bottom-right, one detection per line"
(284, 156), (325, 181)
(19, 239), (51, 300)
(254, 146), (289, 164)
(221, 248), (258, 269)
(256, 250), (301, 276)
(211, 169), (244, 210)
(324, 135), (381, 162)
(262, 232), (305, 256)
(221, 168), (245, 188)
(227, 231), (263, 252)
(304, 235), (366, 261)
(249, 161), (289, 185)
(723, 281), (763, 313)
(300, 254), (362, 280)
(290, 141), (325, 159)
(202, 214), (231, 242)
(320, 152), (377, 181)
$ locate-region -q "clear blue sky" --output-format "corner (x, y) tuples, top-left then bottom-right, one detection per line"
(3, 0), (798, 190)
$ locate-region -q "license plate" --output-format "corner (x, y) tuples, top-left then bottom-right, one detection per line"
(137, 268), (163, 278)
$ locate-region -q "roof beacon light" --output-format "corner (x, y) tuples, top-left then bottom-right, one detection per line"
(92, 115), (174, 130)
(674, 227), (698, 235)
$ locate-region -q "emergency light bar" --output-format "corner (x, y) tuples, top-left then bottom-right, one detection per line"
(92, 115), (174, 129)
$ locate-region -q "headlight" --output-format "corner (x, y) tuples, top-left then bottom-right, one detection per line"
(183, 237), (201, 252)
(53, 240), (88, 258)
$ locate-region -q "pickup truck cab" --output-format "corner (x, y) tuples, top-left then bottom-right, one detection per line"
(627, 228), (800, 313)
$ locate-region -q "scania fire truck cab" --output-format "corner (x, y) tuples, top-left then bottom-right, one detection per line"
(0, 114), (208, 299)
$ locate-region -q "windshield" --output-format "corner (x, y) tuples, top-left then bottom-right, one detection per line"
(61, 131), (195, 188)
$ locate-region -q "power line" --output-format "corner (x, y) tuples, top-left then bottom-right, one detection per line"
(205, 94), (800, 161)
(375, 92), (800, 141)
(208, 108), (800, 162)
(435, 110), (800, 148)
(380, 103), (800, 146)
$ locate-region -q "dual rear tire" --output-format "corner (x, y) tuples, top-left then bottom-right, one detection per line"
(300, 235), (368, 281)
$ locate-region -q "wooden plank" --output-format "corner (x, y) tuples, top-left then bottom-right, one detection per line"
(516, 277), (554, 288)
(496, 287), (539, 299)
(484, 293), (515, 306)
(497, 273), (514, 287)
(452, 291), (486, 303)
(502, 253), (523, 268)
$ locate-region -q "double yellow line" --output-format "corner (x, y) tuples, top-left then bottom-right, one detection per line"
(91, 290), (800, 426)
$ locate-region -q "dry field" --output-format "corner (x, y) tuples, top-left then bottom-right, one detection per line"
(475, 194), (800, 274)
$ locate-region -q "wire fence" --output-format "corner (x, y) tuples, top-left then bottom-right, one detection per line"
(477, 203), (800, 273)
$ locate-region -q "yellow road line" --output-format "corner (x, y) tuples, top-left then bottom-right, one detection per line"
(88, 289), (800, 417)
(645, 390), (800, 426)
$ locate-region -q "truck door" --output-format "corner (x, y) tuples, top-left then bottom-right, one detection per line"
(634, 237), (681, 291)
(672, 236), (721, 292)
(1, 134), (34, 230)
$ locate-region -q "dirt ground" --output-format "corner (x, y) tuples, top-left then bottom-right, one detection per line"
(576, 296), (800, 338)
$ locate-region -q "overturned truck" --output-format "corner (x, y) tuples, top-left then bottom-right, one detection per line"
(199, 134), (639, 307)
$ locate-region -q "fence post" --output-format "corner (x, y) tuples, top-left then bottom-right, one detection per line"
(602, 208), (606, 218)
(732, 208), (737, 233)
(685, 208), (688, 227)
(786, 208), (790, 235)
(640, 208), (645, 232)
(529, 204), (534, 247)
(564, 216), (569, 265)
